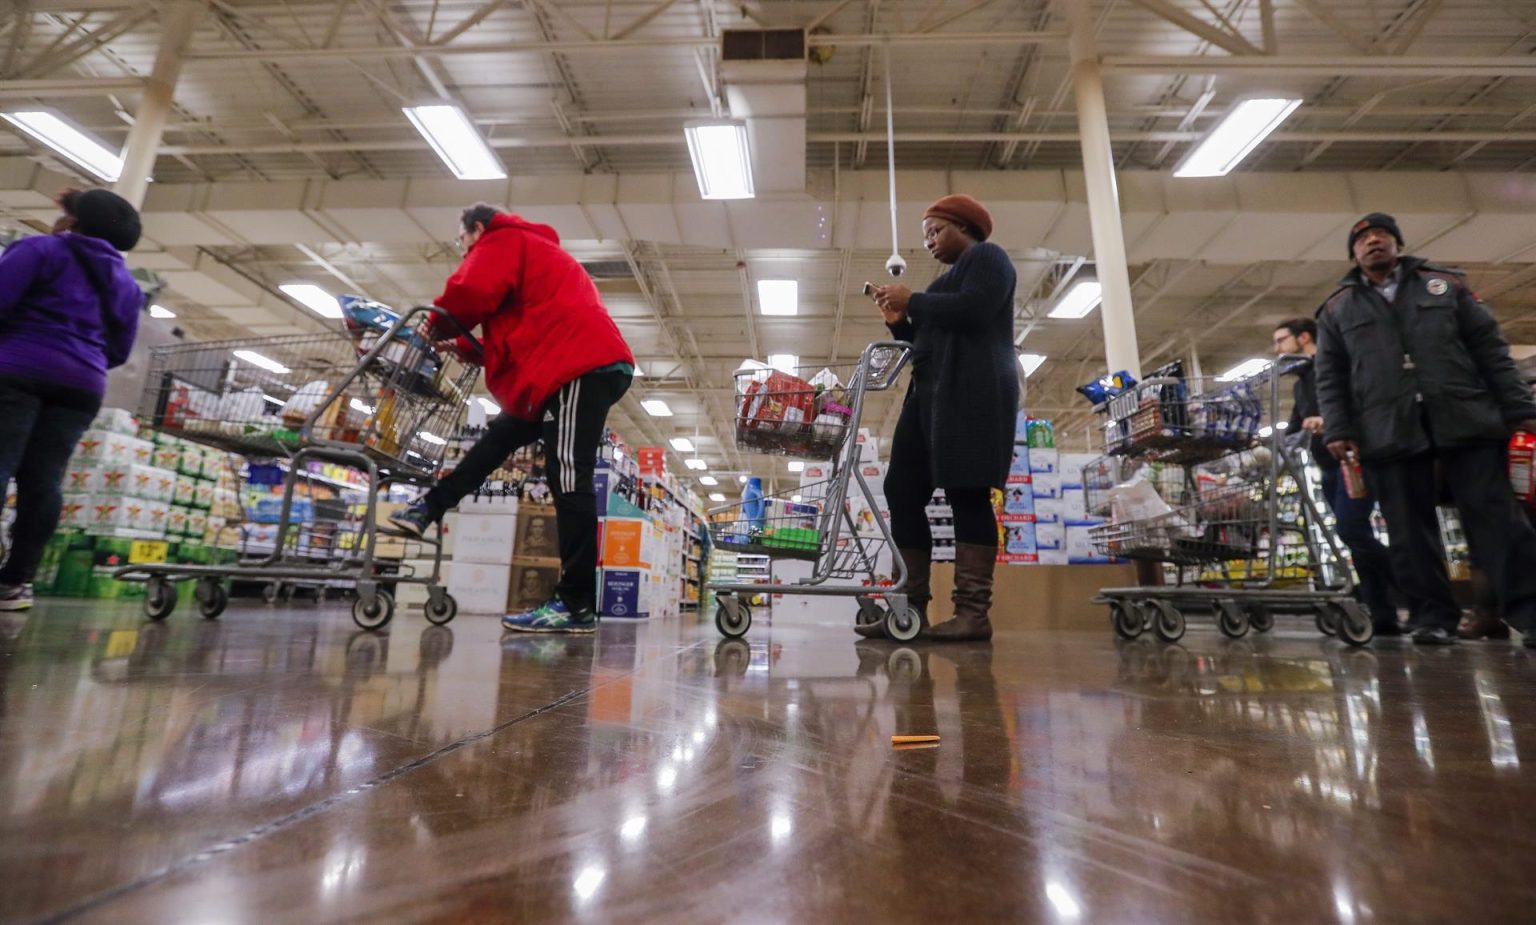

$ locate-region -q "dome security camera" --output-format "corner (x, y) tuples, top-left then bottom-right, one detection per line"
(885, 253), (907, 278)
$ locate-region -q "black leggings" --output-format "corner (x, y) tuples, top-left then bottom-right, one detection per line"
(0, 378), (101, 585)
(884, 391), (997, 551)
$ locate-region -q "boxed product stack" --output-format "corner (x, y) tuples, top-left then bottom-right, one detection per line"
(1061, 451), (1112, 564)
(63, 409), (172, 541)
(597, 509), (652, 618)
(445, 492), (520, 612)
(509, 503), (562, 614)
(1024, 419), (1065, 565)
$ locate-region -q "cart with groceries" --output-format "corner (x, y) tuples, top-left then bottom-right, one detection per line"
(113, 300), (482, 630)
(707, 342), (916, 641)
(1082, 355), (1373, 646)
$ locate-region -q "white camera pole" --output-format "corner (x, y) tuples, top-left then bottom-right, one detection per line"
(884, 47), (906, 279)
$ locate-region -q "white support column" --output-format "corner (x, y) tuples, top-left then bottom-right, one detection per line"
(113, 0), (207, 207)
(1067, 0), (1142, 378)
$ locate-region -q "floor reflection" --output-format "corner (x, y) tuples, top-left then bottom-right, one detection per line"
(3, 603), (1536, 924)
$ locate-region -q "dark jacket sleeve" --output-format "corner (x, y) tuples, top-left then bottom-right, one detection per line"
(887, 318), (916, 342)
(1315, 304), (1356, 446)
(1453, 284), (1536, 424)
(905, 243), (1015, 333)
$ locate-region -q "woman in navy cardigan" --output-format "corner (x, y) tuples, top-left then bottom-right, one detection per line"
(862, 195), (1018, 642)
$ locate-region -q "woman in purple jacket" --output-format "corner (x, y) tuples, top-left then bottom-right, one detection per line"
(0, 188), (143, 610)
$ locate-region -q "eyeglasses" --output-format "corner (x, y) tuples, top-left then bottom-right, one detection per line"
(923, 221), (955, 242)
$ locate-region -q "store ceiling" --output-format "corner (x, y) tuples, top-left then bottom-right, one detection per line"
(3, 0), (1536, 479)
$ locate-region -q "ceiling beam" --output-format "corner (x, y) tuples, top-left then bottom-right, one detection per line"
(1124, 0), (1261, 56)
(0, 76), (142, 96)
(1103, 55), (1536, 78)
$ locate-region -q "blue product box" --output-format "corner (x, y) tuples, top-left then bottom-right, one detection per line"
(599, 568), (647, 618)
(1009, 443), (1031, 476)
(1005, 523), (1037, 555)
(1002, 483), (1035, 516)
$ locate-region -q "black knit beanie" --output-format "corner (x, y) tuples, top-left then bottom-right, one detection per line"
(70, 188), (142, 252)
(1347, 212), (1403, 259)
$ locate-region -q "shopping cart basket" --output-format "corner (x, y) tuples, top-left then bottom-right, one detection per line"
(1087, 357), (1372, 646)
(113, 305), (481, 630)
(708, 341), (916, 640)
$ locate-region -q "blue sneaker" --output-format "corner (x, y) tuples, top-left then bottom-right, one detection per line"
(502, 598), (597, 634)
(387, 502), (436, 538)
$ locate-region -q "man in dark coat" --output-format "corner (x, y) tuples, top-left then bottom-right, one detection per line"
(859, 194), (1019, 642)
(1315, 212), (1536, 646)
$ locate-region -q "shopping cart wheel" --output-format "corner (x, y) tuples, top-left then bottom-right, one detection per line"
(855, 598), (884, 627)
(1110, 600), (1145, 639)
(262, 582), (282, 605)
(144, 578), (176, 621)
(1217, 600), (1249, 639)
(715, 598), (751, 639)
(353, 590), (396, 631)
(887, 647), (922, 682)
(424, 592), (457, 626)
(1249, 605), (1275, 633)
(1149, 600), (1185, 643)
(885, 606), (923, 642)
(197, 581), (228, 620)
(1315, 605), (1339, 637)
(1333, 601), (1374, 647)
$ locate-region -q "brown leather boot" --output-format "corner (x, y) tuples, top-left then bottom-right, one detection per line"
(925, 543), (995, 642)
(855, 548), (932, 639)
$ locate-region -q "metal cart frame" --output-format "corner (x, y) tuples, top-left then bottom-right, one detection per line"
(1088, 354), (1375, 646)
(708, 341), (918, 641)
(114, 305), (480, 631)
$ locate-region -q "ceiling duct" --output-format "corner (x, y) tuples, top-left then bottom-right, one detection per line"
(719, 29), (807, 195)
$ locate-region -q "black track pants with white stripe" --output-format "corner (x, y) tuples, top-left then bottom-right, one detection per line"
(424, 368), (632, 610)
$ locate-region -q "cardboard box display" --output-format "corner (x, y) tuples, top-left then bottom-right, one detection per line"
(1030, 471), (1062, 499)
(1001, 483), (1035, 516)
(192, 480), (216, 510)
(517, 505), (560, 560)
(799, 462), (833, 488)
(1009, 444), (1031, 476)
(1034, 497), (1064, 523)
(1061, 453), (1099, 485)
(1067, 524), (1112, 563)
(1004, 523), (1037, 555)
(855, 462), (887, 499)
(1026, 447), (1059, 474)
(598, 567), (646, 617)
(931, 540), (956, 562)
(453, 511), (520, 565)
(601, 517), (648, 568)
(92, 407), (139, 437)
(1037, 549), (1070, 565)
(167, 505), (191, 536)
(509, 559), (562, 612)
(173, 475), (197, 507)
(1062, 488), (1089, 522)
(930, 521), (956, 540)
(74, 430), (149, 468)
(1034, 521), (1065, 551)
(455, 486), (520, 515)
(152, 443), (183, 472)
(449, 561), (514, 613)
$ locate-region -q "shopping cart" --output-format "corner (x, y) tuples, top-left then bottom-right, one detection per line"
(707, 342), (916, 641)
(1085, 356), (1373, 646)
(113, 305), (481, 631)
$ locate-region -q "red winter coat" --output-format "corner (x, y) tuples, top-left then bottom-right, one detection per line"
(433, 213), (633, 421)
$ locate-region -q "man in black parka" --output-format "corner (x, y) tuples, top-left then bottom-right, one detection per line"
(1315, 212), (1536, 646)
(859, 194), (1019, 643)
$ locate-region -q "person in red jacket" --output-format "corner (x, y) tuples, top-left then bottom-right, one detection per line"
(390, 203), (634, 634)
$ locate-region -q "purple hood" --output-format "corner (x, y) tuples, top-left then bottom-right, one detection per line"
(0, 232), (142, 397)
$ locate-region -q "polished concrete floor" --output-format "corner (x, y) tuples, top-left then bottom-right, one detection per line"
(3, 599), (1536, 924)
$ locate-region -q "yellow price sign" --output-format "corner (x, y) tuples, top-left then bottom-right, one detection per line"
(128, 540), (169, 564)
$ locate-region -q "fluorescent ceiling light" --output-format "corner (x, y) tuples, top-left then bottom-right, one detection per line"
(685, 458), (708, 471)
(279, 283), (342, 319)
(1216, 358), (1273, 382)
(670, 437), (695, 452)
(402, 103), (507, 180)
(232, 350), (289, 374)
(787, 461), (805, 472)
(768, 354), (798, 374)
(641, 399), (673, 417)
(262, 394), (283, 406)
(699, 476), (719, 486)
(1018, 353), (1047, 377)
(1173, 98), (1302, 178)
(757, 279), (798, 317)
(738, 476), (749, 484)
(148, 304), (176, 319)
(792, 495), (803, 503)
(349, 398), (375, 414)
(418, 431), (447, 446)
(633, 364), (645, 377)
(684, 121), (754, 200)
(1047, 280), (1103, 320)
(708, 492), (727, 502)
(477, 397), (501, 415)
(1, 110), (123, 181)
